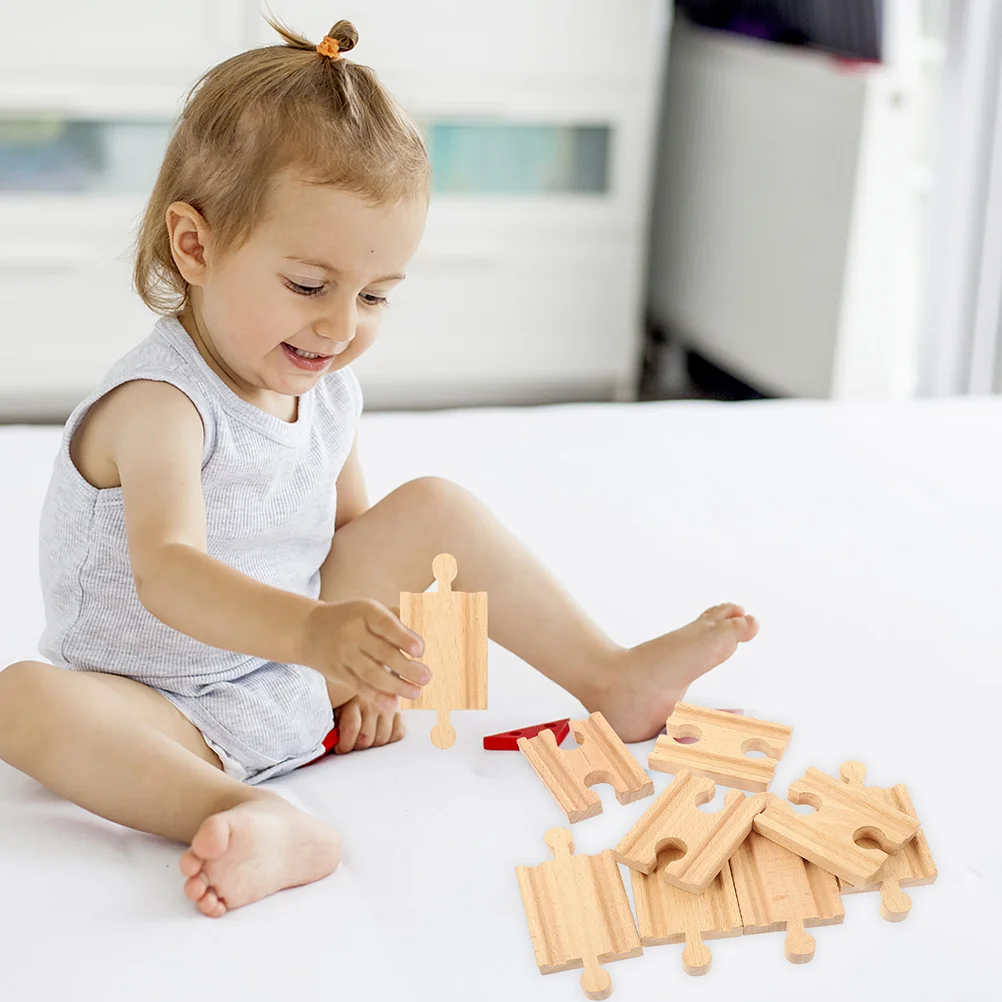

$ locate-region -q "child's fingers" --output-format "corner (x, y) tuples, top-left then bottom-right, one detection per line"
(373, 709), (394, 747)
(356, 703), (380, 750)
(390, 712), (406, 744)
(335, 700), (362, 753)
(367, 635), (431, 685)
(349, 677), (399, 713)
(367, 604), (424, 659)
(352, 652), (424, 701)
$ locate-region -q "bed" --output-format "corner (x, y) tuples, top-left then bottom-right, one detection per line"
(1, 398), (998, 1001)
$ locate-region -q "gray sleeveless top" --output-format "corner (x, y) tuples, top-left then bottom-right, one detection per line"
(37, 314), (362, 780)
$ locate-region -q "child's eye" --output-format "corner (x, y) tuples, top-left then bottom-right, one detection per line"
(359, 293), (389, 308)
(285, 279), (325, 297)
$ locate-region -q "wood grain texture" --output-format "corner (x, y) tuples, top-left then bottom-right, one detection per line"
(753, 764), (921, 887)
(516, 828), (642, 1000)
(836, 762), (938, 920)
(398, 554), (488, 748)
(729, 825), (844, 963)
(517, 712), (654, 823)
(648, 703), (793, 792)
(614, 770), (767, 893)
(630, 850), (743, 976)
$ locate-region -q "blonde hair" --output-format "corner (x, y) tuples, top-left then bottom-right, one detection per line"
(133, 15), (431, 315)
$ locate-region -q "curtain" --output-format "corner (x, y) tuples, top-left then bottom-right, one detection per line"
(921, 0), (1002, 394)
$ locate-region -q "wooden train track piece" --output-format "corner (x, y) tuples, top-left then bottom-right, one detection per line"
(753, 763), (921, 887)
(517, 712), (654, 823)
(649, 703), (793, 792)
(516, 828), (642, 1000)
(630, 849), (743, 976)
(729, 824), (844, 963)
(399, 553), (487, 748)
(836, 761), (938, 920)
(614, 770), (767, 893)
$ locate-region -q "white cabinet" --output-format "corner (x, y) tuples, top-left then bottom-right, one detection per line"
(0, 1), (247, 114)
(0, 1), (668, 418)
(647, 2), (941, 399)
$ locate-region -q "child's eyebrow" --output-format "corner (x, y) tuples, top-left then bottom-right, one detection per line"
(284, 255), (405, 283)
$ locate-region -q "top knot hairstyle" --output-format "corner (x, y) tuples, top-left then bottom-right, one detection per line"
(133, 15), (432, 315)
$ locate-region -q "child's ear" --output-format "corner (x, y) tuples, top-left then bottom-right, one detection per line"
(165, 201), (212, 288)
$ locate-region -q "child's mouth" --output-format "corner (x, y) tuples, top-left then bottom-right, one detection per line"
(281, 342), (334, 372)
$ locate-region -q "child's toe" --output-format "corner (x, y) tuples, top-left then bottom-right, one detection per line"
(185, 872), (209, 901)
(703, 603), (745, 622)
(729, 614), (758, 643)
(197, 887), (226, 917)
(179, 848), (203, 878)
(190, 814), (232, 862)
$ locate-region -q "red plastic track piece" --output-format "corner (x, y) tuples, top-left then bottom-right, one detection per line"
(300, 724), (341, 768)
(483, 718), (571, 751)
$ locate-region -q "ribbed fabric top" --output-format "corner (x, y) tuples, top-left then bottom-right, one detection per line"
(38, 314), (362, 691)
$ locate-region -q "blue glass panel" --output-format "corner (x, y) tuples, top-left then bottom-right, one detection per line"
(425, 122), (610, 195)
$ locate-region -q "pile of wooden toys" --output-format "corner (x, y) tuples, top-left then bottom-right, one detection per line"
(398, 555), (936, 1001)
(513, 705), (937, 999)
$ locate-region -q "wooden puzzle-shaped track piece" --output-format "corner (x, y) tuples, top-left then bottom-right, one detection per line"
(516, 828), (642, 1000)
(630, 850), (743, 976)
(614, 770), (767, 893)
(836, 762), (938, 920)
(648, 703), (793, 792)
(517, 712), (654, 823)
(753, 763), (921, 887)
(399, 553), (488, 748)
(729, 825), (844, 963)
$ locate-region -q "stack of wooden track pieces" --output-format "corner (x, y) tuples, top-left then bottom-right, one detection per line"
(514, 704), (937, 1000)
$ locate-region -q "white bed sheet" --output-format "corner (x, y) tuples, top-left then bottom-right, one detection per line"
(1, 398), (999, 1002)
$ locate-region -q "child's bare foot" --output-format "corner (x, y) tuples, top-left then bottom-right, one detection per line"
(179, 795), (341, 917)
(586, 604), (758, 743)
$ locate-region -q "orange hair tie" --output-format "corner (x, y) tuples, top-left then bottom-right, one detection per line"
(316, 36), (341, 60)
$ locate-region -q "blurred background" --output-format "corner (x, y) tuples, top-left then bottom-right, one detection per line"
(1, 0), (1001, 418)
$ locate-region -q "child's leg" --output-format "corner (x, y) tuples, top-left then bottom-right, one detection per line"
(319, 477), (758, 741)
(0, 661), (341, 916)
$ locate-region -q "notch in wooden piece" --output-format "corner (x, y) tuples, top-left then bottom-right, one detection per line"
(753, 763), (921, 887)
(614, 770), (767, 893)
(630, 849), (743, 976)
(729, 825), (844, 963)
(399, 553), (488, 749)
(649, 703), (792, 792)
(836, 761), (937, 921)
(517, 711), (654, 823)
(516, 827), (642, 1000)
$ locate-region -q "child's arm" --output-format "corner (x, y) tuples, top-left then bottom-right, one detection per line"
(105, 380), (427, 708)
(333, 431), (369, 531)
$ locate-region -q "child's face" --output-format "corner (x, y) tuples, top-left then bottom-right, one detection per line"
(191, 168), (427, 396)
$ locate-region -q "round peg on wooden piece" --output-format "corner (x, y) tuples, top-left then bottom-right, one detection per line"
(544, 827), (575, 859)
(879, 879), (913, 922)
(431, 553), (458, 593)
(580, 958), (612, 1001)
(783, 919), (816, 964)
(839, 761), (868, 785)
(431, 709), (456, 749)
(681, 931), (712, 976)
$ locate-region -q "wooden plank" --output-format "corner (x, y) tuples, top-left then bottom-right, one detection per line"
(516, 828), (642, 1000)
(630, 849), (743, 976)
(517, 712), (654, 823)
(729, 826), (844, 963)
(614, 770), (767, 893)
(836, 762), (938, 920)
(753, 764), (921, 887)
(399, 553), (488, 748)
(648, 703), (793, 792)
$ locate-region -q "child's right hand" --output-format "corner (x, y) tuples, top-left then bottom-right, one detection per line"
(299, 599), (430, 710)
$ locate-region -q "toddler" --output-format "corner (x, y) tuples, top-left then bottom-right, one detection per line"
(0, 16), (757, 918)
